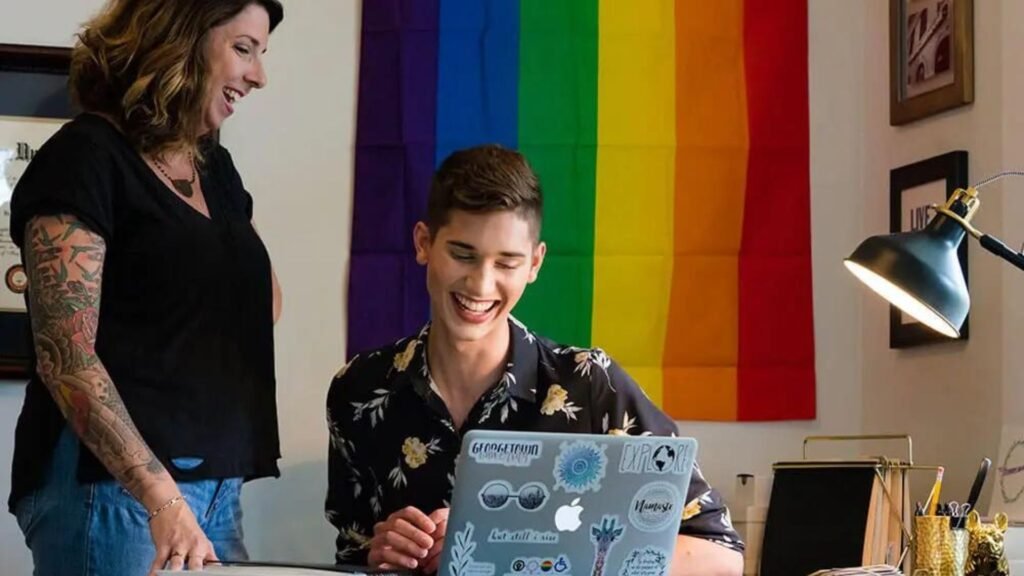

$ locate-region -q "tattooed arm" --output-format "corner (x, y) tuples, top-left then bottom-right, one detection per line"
(25, 214), (217, 572)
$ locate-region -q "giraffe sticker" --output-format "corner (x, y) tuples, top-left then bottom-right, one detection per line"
(590, 515), (626, 576)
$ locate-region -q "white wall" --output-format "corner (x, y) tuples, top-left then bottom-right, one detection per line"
(1001, 0), (1024, 443)
(0, 0), (360, 570)
(1, 0), (1019, 572)
(858, 0), (1005, 507)
(678, 0), (867, 504)
(221, 0), (360, 562)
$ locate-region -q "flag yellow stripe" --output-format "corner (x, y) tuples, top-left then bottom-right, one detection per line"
(593, 0), (676, 405)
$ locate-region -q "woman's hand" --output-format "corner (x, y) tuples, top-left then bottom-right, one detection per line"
(147, 497), (218, 574)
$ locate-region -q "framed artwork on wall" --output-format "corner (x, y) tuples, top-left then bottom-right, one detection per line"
(889, 150), (969, 348)
(889, 0), (974, 126)
(0, 43), (74, 379)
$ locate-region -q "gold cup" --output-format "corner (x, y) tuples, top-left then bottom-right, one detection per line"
(944, 528), (968, 576)
(914, 515), (951, 575)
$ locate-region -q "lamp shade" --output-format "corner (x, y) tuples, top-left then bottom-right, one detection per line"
(843, 209), (968, 338)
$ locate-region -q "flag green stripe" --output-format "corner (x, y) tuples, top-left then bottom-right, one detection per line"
(513, 0), (598, 346)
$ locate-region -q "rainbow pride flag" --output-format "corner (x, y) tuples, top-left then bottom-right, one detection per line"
(348, 0), (814, 421)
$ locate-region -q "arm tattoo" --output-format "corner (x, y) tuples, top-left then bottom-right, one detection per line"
(25, 215), (170, 501)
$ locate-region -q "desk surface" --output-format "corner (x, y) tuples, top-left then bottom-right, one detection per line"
(158, 566), (379, 576)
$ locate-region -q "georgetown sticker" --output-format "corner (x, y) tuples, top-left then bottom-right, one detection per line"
(468, 439), (543, 467)
(628, 482), (681, 533)
(619, 441), (691, 475)
(553, 440), (608, 494)
(618, 546), (669, 576)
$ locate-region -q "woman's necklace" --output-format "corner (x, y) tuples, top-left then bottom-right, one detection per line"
(153, 151), (197, 198)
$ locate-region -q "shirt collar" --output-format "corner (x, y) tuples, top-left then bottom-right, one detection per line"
(401, 317), (539, 405)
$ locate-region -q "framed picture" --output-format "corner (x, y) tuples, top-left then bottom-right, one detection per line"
(889, 150), (969, 348)
(0, 43), (74, 378)
(889, 0), (974, 126)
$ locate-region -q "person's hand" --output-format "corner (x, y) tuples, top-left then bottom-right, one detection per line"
(421, 508), (449, 574)
(147, 497), (218, 574)
(368, 506), (438, 570)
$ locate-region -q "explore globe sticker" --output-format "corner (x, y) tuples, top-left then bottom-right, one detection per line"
(628, 482), (681, 533)
(553, 440), (608, 494)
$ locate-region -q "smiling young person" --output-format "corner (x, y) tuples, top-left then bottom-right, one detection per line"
(326, 145), (744, 576)
(8, 1), (284, 574)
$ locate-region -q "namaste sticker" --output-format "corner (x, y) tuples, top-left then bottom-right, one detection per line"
(628, 482), (681, 533)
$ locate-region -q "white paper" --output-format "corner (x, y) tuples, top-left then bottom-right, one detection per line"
(994, 426), (1024, 521)
(0, 115), (68, 312)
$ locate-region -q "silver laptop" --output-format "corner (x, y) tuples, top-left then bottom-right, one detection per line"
(440, 430), (697, 576)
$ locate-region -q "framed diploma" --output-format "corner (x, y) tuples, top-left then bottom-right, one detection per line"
(0, 44), (74, 378)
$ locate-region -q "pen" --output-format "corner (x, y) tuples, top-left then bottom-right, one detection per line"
(927, 467), (944, 516)
(965, 457), (991, 512)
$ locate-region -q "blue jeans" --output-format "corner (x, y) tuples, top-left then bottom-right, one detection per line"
(13, 427), (248, 576)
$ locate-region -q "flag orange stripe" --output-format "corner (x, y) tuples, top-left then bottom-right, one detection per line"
(661, 0), (749, 420)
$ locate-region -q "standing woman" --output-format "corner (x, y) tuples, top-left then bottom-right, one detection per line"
(8, 0), (284, 574)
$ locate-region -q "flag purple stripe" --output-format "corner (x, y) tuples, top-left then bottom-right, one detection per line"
(348, 0), (438, 357)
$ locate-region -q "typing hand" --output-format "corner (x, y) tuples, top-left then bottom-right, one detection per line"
(368, 506), (437, 570)
(421, 508), (450, 574)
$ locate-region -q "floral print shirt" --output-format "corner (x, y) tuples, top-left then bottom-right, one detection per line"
(326, 318), (744, 564)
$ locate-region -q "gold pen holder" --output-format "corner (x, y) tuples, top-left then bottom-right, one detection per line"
(947, 528), (968, 576)
(913, 516), (968, 576)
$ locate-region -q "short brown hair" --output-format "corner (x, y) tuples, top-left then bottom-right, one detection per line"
(427, 145), (543, 240)
(70, 0), (283, 158)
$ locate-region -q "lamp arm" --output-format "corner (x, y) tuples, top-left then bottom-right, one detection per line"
(931, 174), (1024, 271)
(978, 233), (1024, 272)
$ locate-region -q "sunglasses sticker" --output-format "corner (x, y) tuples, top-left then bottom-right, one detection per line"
(468, 439), (543, 467)
(479, 480), (550, 512)
(488, 528), (560, 544)
(553, 440), (608, 494)
(619, 442), (690, 475)
(505, 555), (572, 576)
(628, 481), (682, 533)
(449, 522), (496, 576)
(618, 546), (670, 576)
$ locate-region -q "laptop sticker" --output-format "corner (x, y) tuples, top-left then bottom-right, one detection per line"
(449, 522), (496, 576)
(553, 440), (608, 494)
(589, 515), (626, 576)
(505, 555), (572, 576)
(619, 441), (689, 475)
(488, 528), (560, 544)
(618, 546), (670, 576)
(628, 481), (682, 533)
(468, 438), (543, 467)
(479, 480), (549, 512)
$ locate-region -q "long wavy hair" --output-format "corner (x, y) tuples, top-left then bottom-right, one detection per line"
(69, 0), (283, 159)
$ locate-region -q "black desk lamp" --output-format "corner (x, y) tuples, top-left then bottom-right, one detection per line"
(844, 171), (1024, 338)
